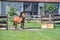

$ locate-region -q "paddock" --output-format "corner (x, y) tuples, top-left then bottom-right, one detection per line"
(0, 14), (60, 30)
(0, 1), (60, 30)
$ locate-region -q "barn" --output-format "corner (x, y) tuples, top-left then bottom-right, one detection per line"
(0, 0), (60, 18)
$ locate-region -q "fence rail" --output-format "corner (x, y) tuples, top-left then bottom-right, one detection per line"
(41, 14), (60, 24)
(0, 15), (8, 30)
(25, 15), (41, 20)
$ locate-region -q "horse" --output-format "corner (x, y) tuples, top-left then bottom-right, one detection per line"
(13, 11), (25, 29)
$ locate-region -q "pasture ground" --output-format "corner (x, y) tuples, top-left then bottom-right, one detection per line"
(0, 20), (60, 40)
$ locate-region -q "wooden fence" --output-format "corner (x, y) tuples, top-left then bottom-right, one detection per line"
(0, 15), (8, 30)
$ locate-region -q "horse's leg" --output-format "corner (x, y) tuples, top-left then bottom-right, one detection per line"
(21, 23), (22, 28)
(15, 24), (17, 29)
(22, 23), (24, 29)
(21, 23), (24, 29)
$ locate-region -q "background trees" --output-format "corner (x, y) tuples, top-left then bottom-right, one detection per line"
(8, 6), (17, 16)
(41, 3), (57, 15)
(40, 3), (57, 21)
(8, 6), (17, 22)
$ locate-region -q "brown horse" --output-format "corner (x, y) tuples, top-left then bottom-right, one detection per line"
(13, 11), (25, 29)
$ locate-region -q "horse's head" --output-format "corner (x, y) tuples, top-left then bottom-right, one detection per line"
(22, 12), (25, 17)
(19, 11), (25, 18)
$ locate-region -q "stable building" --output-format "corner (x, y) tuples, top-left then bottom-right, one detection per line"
(0, 0), (60, 16)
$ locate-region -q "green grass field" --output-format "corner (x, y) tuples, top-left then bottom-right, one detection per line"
(0, 20), (60, 40)
(8, 20), (40, 29)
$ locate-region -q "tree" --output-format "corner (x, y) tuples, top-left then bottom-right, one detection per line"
(45, 3), (56, 14)
(41, 3), (57, 21)
(8, 6), (17, 16)
(8, 6), (17, 22)
(41, 3), (57, 15)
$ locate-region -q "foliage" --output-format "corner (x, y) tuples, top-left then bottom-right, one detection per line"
(9, 19), (14, 22)
(8, 6), (17, 16)
(41, 3), (57, 14)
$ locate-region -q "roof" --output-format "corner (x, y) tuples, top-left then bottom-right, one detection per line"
(1, 0), (60, 2)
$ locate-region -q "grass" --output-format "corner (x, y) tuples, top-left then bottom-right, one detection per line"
(8, 21), (40, 29)
(0, 20), (60, 40)
(0, 27), (60, 40)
